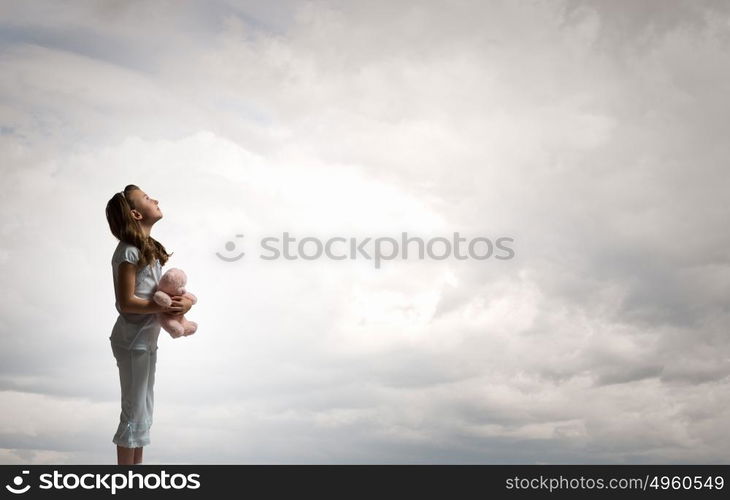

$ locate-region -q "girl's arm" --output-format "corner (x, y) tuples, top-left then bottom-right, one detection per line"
(117, 262), (183, 315)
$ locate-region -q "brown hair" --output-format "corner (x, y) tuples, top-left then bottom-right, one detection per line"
(105, 184), (173, 269)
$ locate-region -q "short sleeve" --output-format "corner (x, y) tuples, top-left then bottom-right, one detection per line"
(120, 245), (141, 266)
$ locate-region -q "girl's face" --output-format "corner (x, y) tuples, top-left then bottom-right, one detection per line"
(128, 189), (162, 223)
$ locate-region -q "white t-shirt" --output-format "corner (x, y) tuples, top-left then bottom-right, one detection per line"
(109, 240), (162, 351)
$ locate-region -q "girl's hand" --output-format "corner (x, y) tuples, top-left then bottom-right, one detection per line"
(164, 302), (184, 316)
(169, 296), (193, 316)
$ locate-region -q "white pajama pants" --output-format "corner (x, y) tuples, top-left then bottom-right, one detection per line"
(111, 343), (157, 448)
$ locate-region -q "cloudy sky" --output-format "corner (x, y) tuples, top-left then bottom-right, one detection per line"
(1, 0), (729, 464)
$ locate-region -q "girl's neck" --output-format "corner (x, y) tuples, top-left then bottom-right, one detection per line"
(139, 222), (154, 238)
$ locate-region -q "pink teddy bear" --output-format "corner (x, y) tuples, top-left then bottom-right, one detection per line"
(153, 267), (198, 338)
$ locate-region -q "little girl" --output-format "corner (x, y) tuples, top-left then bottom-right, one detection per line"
(105, 184), (193, 465)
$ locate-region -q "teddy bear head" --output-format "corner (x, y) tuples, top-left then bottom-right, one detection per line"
(158, 267), (188, 295)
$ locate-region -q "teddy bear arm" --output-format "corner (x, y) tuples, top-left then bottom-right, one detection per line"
(153, 290), (172, 306)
